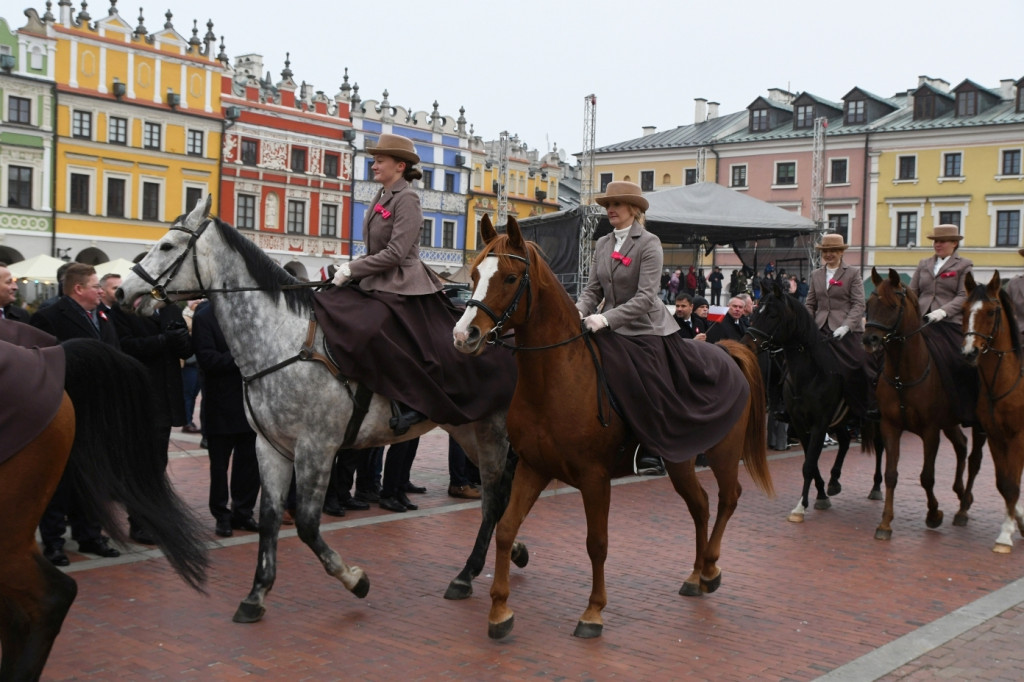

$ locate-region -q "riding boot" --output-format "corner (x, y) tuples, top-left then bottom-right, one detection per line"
(389, 400), (426, 436)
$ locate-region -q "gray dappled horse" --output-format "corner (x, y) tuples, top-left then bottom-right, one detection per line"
(117, 196), (525, 623)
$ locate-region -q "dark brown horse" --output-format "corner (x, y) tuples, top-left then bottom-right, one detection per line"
(0, 337), (207, 681)
(453, 216), (774, 640)
(862, 268), (986, 540)
(962, 271), (1024, 552)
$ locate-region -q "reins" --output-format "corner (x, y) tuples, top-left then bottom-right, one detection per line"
(966, 296), (1024, 408)
(865, 288), (933, 418)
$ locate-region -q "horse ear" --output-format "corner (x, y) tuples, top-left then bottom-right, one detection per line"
(987, 270), (1001, 296)
(965, 272), (976, 295)
(887, 269), (901, 287)
(185, 194), (211, 228)
(506, 216), (524, 248)
(479, 214), (498, 244)
(870, 267), (882, 287)
(771, 281), (783, 297)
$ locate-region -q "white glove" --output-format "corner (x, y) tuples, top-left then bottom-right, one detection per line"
(832, 325), (850, 339)
(584, 314), (609, 332)
(925, 309), (947, 323)
(331, 263), (352, 286)
(578, 309), (584, 319)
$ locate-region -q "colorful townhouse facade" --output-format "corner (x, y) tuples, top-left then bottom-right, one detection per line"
(218, 54), (354, 280)
(0, 11), (55, 265)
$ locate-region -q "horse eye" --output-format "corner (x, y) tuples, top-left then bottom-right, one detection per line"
(504, 274), (517, 284)
(159, 242), (173, 251)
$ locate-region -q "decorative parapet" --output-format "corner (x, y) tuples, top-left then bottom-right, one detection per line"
(239, 229), (344, 257)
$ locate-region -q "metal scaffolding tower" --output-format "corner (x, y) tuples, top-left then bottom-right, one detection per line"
(497, 130), (511, 228)
(810, 116), (828, 265)
(578, 94), (598, 290)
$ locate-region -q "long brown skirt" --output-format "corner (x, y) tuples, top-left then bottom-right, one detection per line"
(921, 321), (979, 426)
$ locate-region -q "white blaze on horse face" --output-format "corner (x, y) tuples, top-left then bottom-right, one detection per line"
(453, 257), (500, 342)
(963, 300), (984, 355)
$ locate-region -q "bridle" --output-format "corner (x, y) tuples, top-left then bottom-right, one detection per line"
(864, 288), (931, 344)
(864, 288), (932, 412)
(466, 250), (532, 345)
(964, 294), (1024, 405)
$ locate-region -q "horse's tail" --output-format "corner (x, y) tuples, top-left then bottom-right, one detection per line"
(61, 338), (208, 591)
(860, 418), (878, 456)
(719, 340), (775, 497)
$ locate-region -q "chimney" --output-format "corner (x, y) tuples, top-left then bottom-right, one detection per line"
(642, 125), (657, 137)
(707, 101), (720, 119)
(917, 75), (950, 93)
(694, 98), (708, 123)
(767, 88), (795, 104)
(1000, 79), (1016, 99)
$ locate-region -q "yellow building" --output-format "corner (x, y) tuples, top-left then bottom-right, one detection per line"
(51, 3), (226, 263)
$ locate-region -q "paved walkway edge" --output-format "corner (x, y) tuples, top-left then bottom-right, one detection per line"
(815, 573), (1024, 681)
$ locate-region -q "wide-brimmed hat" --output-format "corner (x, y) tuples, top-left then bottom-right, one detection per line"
(927, 224), (963, 242)
(814, 233), (849, 250)
(596, 181), (649, 212)
(366, 133), (419, 165)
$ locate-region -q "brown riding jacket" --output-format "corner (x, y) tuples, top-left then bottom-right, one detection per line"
(909, 253), (973, 325)
(805, 262), (865, 332)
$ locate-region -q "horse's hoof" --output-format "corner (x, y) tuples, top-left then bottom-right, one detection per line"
(511, 542), (530, 569)
(814, 498), (832, 511)
(350, 574), (370, 599)
(868, 490), (883, 501)
(827, 482), (842, 496)
(679, 581), (702, 597)
(488, 615), (514, 640)
(232, 602), (265, 623)
(953, 513), (969, 527)
(926, 511), (944, 529)
(573, 621), (603, 638)
(787, 513), (805, 523)
(874, 528), (892, 541)
(993, 543), (1012, 554)
(701, 572), (722, 594)
(444, 580), (472, 600)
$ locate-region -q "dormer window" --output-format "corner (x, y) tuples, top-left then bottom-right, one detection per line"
(914, 94), (936, 120)
(795, 104), (814, 129)
(1018, 85), (1024, 113)
(845, 99), (866, 124)
(751, 108), (769, 132)
(956, 90), (978, 117)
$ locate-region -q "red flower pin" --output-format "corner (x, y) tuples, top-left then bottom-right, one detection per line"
(828, 278), (842, 286)
(98, 310), (108, 321)
(940, 271), (957, 279)
(611, 251), (632, 266)
(374, 203), (392, 219)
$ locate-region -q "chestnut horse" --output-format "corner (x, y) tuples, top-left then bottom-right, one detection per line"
(962, 271), (1024, 552)
(453, 216), (773, 639)
(862, 268), (986, 540)
(0, 336), (207, 681)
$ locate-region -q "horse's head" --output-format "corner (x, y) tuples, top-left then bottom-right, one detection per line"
(453, 215), (532, 354)
(864, 267), (916, 352)
(117, 194), (212, 316)
(747, 282), (799, 350)
(962, 270), (1017, 364)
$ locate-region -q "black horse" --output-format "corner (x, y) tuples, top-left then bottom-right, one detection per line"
(746, 284), (883, 522)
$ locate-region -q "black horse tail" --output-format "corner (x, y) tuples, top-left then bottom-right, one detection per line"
(860, 418), (879, 457)
(61, 338), (208, 591)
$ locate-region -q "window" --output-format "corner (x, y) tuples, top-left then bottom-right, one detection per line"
(286, 200), (305, 234)
(186, 130), (204, 156)
(7, 166), (32, 207)
(775, 162), (796, 185)
(956, 91), (977, 117)
(72, 110), (92, 139)
(323, 154), (339, 178)
(640, 170), (654, 192)
(236, 194), (256, 229)
(422, 168), (433, 189)
(143, 122), (161, 150)
(142, 182), (160, 220)
(943, 153), (962, 178)
(751, 108), (769, 132)
(795, 104), (814, 129)
(830, 159), (848, 184)
(365, 158), (374, 179)
(684, 169), (697, 185)
(320, 203), (338, 237)
(997, 211), (1021, 247)
(69, 173), (90, 213)
(442, 220), (455, 249)
(1002, 149), (1022, 176)
(290, 147), (307, 173)
(8, 96), (30, 124)
(898, 156), (916, 180)
(241, 139), (258, 165)
(729, 165), (747, 188)
(444, 172), (456, 193)
(914, 94), (935, 120)
(846, 100), (866, 124)
(106, 177), (126, 217)
(939, 211), (961, 227)
(108, 116), (127, 145)
(896, 212), (917, 247)
(420, 219), (432, 246)
(185, 187), (203, 213)
(828, 214), (849, 242)
(599, 173), (612, 193)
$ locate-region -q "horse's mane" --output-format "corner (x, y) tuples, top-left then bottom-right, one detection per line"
(472, 233), (576, 311)
(967, 283), (1022, 357)
(211, 217), (313, 314)
(757, 289), (820, 348)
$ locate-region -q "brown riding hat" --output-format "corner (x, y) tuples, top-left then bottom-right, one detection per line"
(366, 133), (420, 165)
(596, 181), (649, 212)
(814, 233), (849, 251)
(927, 224), (964, 241)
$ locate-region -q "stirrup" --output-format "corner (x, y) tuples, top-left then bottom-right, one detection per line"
(389, 400), (426, 436)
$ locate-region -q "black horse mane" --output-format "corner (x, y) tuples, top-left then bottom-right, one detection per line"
(759, 289), (821, 348)
(211, 217), (314, 314)
(967, 283), (1022, 357)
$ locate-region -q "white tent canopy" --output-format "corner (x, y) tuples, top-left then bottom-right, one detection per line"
(7, 254), (67, 283)
(92, 258), (137, 277)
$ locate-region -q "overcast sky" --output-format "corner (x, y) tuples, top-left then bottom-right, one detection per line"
(105, 0), (1022, 157)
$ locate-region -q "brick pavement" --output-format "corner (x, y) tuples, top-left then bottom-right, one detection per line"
(29, 428), (1024, 680)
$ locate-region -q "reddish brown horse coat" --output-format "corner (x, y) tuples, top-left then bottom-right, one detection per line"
(454, 216), (773, 640)
(963, 271), (1024, 552)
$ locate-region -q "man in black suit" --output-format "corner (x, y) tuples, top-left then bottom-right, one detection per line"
(674, 293), (708, 341)
(191, 300), (261, 537)
(0, 263), (29, 321)
(29, 263), (121, 564)
(706, 297), (750, 343)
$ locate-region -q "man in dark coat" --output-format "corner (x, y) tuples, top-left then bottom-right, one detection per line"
(706, 297), (750, 343)
(673, 293), (708, 341)
(191, 300), (260, 537)
(29, 263), (121, 564)
(0, 263), (29, 321)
